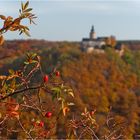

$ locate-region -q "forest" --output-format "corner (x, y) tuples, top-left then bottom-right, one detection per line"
(0, 1), (140, 139)
(0, 39), (140, 139)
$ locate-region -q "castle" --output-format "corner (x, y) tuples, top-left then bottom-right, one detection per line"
(81, 26), (124, 55)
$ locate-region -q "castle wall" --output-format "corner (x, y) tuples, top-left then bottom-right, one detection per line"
(82, 40), (105, 49)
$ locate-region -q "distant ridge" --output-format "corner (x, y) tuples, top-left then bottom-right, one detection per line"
(118, 40), (140, 50)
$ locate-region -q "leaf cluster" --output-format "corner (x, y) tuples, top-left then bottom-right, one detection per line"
(0, 1), (36, 45)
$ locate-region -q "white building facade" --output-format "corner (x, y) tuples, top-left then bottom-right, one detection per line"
(81, 26), (106, 53)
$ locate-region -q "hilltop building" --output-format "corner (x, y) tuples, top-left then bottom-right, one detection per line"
(81, 26), (124, 56)
(81, 26), (106, 52)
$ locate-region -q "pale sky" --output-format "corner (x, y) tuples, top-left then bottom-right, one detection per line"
(0, 0), (140, 41)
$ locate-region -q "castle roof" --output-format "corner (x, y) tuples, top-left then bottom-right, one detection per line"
(82, 38), (97, 41)
(82, 37), (107, 42)
(97, 37), (109, 40)
(91, 25), (94, 32)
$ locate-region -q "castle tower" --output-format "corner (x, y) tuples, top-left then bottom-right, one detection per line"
(90, 25), (96, 39)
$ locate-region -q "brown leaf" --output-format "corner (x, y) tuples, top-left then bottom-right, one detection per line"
(0, 15), (6, 20)
(24, 1), (29, 10)
(14, 104), (19, 111)
(0, 75), (7, 80)
(6, 103), (20, 119)
(11, 111), (19, 119)
(63, 107), (70, 116)
(7, 16), (13, 21)
(0, 35), (4, 46)
(24, 30), (30, 37)
(21, 2), (24, 11)
(24, 8), (32, 13)
(13, 18), (21, 25)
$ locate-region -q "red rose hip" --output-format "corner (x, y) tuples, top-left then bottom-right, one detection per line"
(44, 75), (49, 83)
(90, 109), (96, 116)
(39, 121), (44, 127)
(45, 112), (52, 118)
(55, 71), (60, 77)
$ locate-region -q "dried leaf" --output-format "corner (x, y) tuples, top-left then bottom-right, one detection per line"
(0, 15), (6, 20)
(6, 102), (20, 119)
(13, 18), (21, 25)
(0, 75), (7, 80)
(11, 111), (19, 119)
(7, 16), (13, 21)
(30, 19), (36, 25)
(14, 104), (19, 111)
(21, 2), (24, 11)
(62, 107), (70, 116)
(24, 8), (32, 13)
(68, 92), (74, 97)
(0, 35), (4, 46)
(19, 31), (23, 35)
(24, 30), (30, 37)
(67, 102), (75, 106)
(24, 1), (29, 10)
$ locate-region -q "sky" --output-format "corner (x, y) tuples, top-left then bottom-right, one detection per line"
(0, 0), (140, 41)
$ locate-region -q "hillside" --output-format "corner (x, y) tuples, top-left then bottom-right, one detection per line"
(0, 40), (140, 138)
(0, 40), (79, 69)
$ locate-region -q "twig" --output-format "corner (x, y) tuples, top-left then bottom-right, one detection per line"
(18, 118), (33, 139)
(0, 85), (42, 101)
(0, 115), (8, 125)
